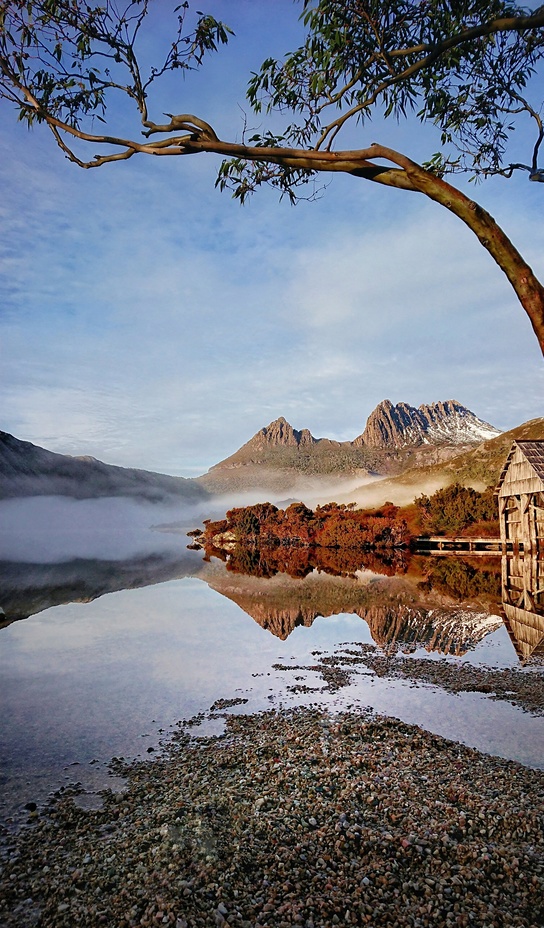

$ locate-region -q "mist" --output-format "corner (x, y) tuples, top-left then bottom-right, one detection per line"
(333, 475), (451, 510)
(192, 472), (444, 520)
(198, 474), (384, 516)
(0, 496), (199, 564)
(0, 467), (448, 567)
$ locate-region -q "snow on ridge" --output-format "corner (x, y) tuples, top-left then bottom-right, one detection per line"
(421, 408), (500, 445)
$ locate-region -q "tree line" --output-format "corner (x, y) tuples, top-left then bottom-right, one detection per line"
(196, 483), (499, 553)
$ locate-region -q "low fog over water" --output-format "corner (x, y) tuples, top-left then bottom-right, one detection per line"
(0, 479), (382, 565)
(0, 496), (202, 563)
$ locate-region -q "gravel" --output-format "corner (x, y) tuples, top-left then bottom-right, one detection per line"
(275, 643), (544, 714)
(1, 707), (543, 928)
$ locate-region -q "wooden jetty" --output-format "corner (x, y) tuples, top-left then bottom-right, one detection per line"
(415, 536), (502, 555)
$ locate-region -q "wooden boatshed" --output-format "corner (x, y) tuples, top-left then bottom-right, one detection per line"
(497, 440), (544, 554)
(497, 440), (544, 662)
(501, 554), (544, 663)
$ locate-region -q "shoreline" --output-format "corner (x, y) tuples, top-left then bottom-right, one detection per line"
(1, 706), (543, 928)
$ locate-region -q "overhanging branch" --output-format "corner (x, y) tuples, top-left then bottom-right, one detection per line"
(314, 7), (544, 149)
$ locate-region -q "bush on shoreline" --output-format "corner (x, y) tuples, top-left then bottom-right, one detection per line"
(198, 484), (499, 557)
(203, 500), (413, 551)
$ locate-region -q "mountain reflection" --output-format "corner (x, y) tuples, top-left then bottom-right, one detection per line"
(502, 553), (544, 663)
(0, 550), (202, 626)
(199, 542), (503, 655)
(4, 539), (543, 664)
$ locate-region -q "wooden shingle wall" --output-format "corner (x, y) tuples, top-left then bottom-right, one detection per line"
(498, 443), (544, 499)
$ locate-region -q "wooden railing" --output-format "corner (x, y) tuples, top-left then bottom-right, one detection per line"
(415, 536), (503, 554)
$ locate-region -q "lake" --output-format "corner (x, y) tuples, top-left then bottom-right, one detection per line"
(0, 496), (543, 829)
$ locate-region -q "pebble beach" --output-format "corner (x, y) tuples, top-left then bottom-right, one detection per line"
(1, 706), (543, 928)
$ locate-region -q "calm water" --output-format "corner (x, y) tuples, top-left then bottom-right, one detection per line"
(0, 497), (543, 826)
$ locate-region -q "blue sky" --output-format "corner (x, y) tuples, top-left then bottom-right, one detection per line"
(1, 0), (543, 476)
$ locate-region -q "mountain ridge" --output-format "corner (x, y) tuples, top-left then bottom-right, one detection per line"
(197, 399), (502, 494)
(2, 402), (539, 506)
(0, 430), (208, 502)
(332, 417), (544, 509)
(229, 400), (499, 455)
(355, 399), (499, 449)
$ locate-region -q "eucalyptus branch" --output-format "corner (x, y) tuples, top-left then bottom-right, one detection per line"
(1, 0), (544, 350)
(311, 7), (544, 150)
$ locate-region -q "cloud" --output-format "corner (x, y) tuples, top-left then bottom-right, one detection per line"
(1, 32), (543, 477)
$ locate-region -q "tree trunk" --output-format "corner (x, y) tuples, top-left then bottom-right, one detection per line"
(386, 155), (544, 353)
(188, 136), (544, 354)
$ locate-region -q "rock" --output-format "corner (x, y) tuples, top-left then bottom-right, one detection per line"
(355, 399), (499, 449)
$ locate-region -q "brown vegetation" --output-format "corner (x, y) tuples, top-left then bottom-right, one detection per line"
(194, 486), (501, 586)
(201, 484), (499, 553)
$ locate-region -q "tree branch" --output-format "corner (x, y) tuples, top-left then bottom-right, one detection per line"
(314, 8), (544, 149)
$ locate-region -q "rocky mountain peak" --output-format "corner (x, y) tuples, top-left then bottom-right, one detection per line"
(356, 399), (500, 449)
(249, 417), (316, 449)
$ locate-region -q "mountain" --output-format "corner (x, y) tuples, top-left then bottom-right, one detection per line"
(196, 399), (501, 495)
(0, 400), (525, 506)
(0, 431), (208, 503)
(250, 417), (316, 449)
(355, 399), (500, 449)
(333, 417), (544, 509)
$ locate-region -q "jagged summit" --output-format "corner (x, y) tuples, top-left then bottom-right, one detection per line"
(250, 417), (316, 449)
(245, 401), (500, 454)
(355, 399), (500, 449)
(199, 399), (502, 495)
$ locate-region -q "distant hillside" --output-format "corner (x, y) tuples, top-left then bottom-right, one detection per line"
(0, 431), (208, 503)
(197, 399), (501, 495)
(333, 418), (544, 509)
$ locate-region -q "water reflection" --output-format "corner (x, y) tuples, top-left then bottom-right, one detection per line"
(198, 556), (502, 655)
(1, 527), (543, 821)
(192, 539), (504, 650)
(3, 534), (543, 666)
(1, 542), (507, 656)
(502, 553), (544, 663)
(0, 550), (202, 625)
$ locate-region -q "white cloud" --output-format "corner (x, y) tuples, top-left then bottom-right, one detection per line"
(1, 8), (542, 476)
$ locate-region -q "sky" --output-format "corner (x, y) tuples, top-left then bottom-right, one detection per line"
(1, 0), (543, 477)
